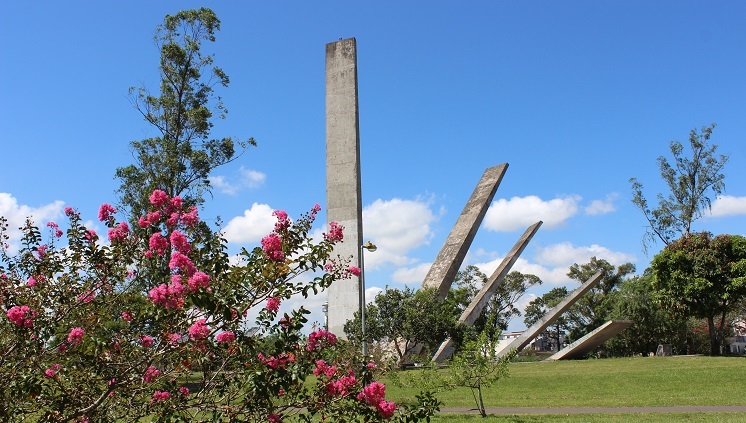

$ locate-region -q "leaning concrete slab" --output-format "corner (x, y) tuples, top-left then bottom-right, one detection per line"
(431, 221), (543, 362)
(325, 38), (364, 338)
(546, 320), (633, 361)
(421, 164), (508, 300)
(494, 271), (604, 360)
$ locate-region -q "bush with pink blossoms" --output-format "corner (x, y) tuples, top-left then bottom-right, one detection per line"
(0, 192), (439, 422)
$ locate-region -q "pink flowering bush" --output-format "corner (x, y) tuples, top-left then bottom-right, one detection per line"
(0, 192), (439, 422)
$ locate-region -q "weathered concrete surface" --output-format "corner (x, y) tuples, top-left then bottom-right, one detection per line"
(325, 38), (363, 338)
(431, 221), (543, 362)
(421, 164), (508, 299)
(546, 320), (633, 361)
(494, 271), (604, 360)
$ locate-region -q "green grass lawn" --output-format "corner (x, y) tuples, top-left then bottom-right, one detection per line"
(428, 412), (746, 422)
(384, 356), (746, 421)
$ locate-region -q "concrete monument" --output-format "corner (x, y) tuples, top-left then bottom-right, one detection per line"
(325, 38), (364, 337)
(547, 320), (633, 361)
(421, 164), (508, 299)
(431, 221), (543, 362)
(494, 271), (604, 360)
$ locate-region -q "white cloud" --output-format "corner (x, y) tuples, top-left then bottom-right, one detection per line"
(474, 256), (571, 286)
(391, 262), (433, 284)
(208, 176), (239, 195)
(0, 193), (64, 248)
(484, 195), (581, 232)
(708, 195), (746, 217)
(534, 242), (637, 268)
(223, 203), (276, 244)
(361, 198), (436, 269)
(210, 167), (266, 195)
(584, 193), (618, 216)
(365, 287), (383, 304)
(241, 168), (266, 189)
(473, 242), (636, 287)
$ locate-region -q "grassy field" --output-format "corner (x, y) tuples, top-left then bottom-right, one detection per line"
(428, 412), (746, 422)
(384, 356), (746, 421)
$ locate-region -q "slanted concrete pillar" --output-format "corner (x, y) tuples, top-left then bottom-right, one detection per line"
(326, 38), (363, 337)
(494, 270), (604, 360)
(421, 164), (508, 299)
(547, 320), (633, 361)
(431, 221), (542, 362)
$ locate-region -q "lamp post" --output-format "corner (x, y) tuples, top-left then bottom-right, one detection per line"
(321, 301), (329, 331)
(360, 240), (377, 356)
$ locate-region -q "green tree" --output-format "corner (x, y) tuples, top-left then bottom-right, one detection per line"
(565, 257), (635, 342)
(443, 332), (515, 418)
(630, 124), (728, 252)
(651, 232), (746, 355)
(116, 8), (254, 222)
(344, 287), (457, 366)
(453, 266), (541, 344)
(523, 287), (570, 351)
(605, 271), (691, 356)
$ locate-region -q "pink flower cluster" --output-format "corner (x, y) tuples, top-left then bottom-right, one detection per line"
(324, 222), (344, 242)
(148, 279), (186, 309)
(143, 366), (160, 383)
(357, 382), (396, 419)
(313, 359), (337, 378)
(148, 232), (169, 256)
(347, 266), (361, 277)
(187, 271), (210, 291)
(140, 190), (200, 229)
(98, 204), (117, 222)
(149, 190), (169, 207)
(307, 329), (337, 351)
(261, 233), (284, 262)
(327, 374), (357, 397)
(152, 390), (171, 402)
(36, 244), (48, 259)
(108, 222), (129, 242)
(216, 331), (235, 343)
(77, 290), (96, 304)
(257, 352), (295, 370)
(268, 414), (281, 423)
(170, 230), (190, 253)
(67, 327), (85, 346)
(140, 335), (154, 348)
(46, 221), (64, 238)
(44, 363), (62, 378)
(273, 209), (290, 232)
(6, 305), (36, 328)
(169, 251), (196, 276)
(265, 297), (281, 313)
(188, 319), (210, 340)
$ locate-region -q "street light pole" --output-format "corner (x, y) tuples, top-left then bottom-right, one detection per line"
(360, 241), (377, 356)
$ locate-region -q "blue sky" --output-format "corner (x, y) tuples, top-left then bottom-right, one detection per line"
(2, 1), (745, 331)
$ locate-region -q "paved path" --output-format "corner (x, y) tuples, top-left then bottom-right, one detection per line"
(439, 406), (746, 415)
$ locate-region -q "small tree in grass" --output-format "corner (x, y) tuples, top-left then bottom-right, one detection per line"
(446, 330), (515, 417)
(390, 325), (515, 419)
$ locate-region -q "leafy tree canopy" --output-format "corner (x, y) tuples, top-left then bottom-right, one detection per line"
(652, 232), (746, 355)
(630, 124), (728, 252)
(116, 8), (254, 222)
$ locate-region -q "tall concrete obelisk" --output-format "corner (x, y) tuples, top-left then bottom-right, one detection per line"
(326, 38), (363, 337)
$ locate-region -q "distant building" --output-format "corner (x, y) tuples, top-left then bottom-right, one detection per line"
(726, 318), (746, 355)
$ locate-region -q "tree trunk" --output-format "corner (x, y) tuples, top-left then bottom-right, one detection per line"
(477, 384), (486, 418)
(707, 316), (720, 356)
